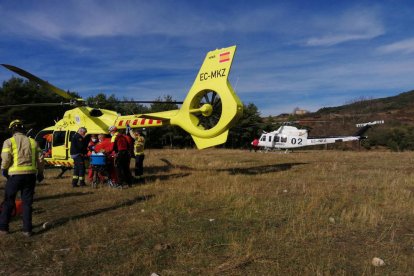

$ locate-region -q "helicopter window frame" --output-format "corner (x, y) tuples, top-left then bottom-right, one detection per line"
(268, 135), (272, 142)
(69, 131), (76, 144)
(274, 135), (280, 143)
(53, 131), (67, 147)
(260, 135), (266, 142)
(35, 130), (54, 151)
(280, 136), (287, 143)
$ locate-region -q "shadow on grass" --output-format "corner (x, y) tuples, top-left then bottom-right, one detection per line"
(34, 194), (154, 235)
(218, 162), (307, 175)
(144, 173), (191, 184)
(35, 192), (94, 202)
(145, 158), (194, 175)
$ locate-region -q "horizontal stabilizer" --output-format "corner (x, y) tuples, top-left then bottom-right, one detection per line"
(191, 130), (229, 149)
(355, 120), (384, 128)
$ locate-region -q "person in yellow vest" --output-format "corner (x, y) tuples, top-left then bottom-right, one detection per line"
(0, 120), (44, 237)
(129, 128), (145, 182)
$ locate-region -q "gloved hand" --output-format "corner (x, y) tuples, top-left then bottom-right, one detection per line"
(36, 173), (44, 183)
(2, 169), (9, 179)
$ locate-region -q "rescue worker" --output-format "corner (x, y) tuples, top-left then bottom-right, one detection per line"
(0, 120), (44, 236)
(70, 127), (88, 187)
(251, 138), (259, 152)
(95, 133), (118, 186)
(129, 128), (145, 181)
(86, 134), (98, 183)
(109, 126), (132, 187)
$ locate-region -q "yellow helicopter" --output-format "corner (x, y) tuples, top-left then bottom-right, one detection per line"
(1, 46), (243, 170)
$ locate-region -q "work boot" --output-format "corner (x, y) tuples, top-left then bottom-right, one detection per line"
(22, 231), (33, 237)
(79, 181), (87, 187)
(72, 178), (79, 187)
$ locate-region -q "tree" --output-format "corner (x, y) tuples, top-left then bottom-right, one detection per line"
(146, 95), (191, 148)
(0, 77), (77, 141)
(226, 103), (263, 148)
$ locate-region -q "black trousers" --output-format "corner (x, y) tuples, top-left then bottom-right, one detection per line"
(73, 155), (86, 185)
(115, 150), (132, 185)
(0, 174), (36, 232)
(135, 154), (145, 176)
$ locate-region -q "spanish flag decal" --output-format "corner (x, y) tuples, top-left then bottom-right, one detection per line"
(219, 51), (230, 63)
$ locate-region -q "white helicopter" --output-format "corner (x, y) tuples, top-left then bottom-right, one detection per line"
(256, 120), (384, 151)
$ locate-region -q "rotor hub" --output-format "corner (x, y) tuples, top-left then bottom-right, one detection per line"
(199, 104), (213, 117)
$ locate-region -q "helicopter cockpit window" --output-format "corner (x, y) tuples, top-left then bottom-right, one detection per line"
(260, 135), (266, 142)
(274, 135), (280, 142)
(280, 136), (287, 143)
(53, 131), (66, 147)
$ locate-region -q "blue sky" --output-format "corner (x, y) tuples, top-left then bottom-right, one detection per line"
(1, 0), (414, 116)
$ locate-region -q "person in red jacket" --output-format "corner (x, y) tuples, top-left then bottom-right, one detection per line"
(86, 134), (98, 182)
(109, 126), (132, 187)
(94, 134), (118, 186)
(251, 138), (259, 152)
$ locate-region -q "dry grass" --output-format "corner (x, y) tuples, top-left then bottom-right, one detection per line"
(0, 149), (413, 275)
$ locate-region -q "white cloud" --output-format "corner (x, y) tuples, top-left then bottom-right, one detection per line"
(307, 33), (379, 47)
(378, 38), (414, 54)
(305, 7), (384, 46)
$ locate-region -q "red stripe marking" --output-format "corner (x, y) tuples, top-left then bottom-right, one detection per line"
(118, 120), (124, 126)
(157, 120), (161, 124)
(149, 119), (153, 124)
(220, 52), (230, 63)
(141, 119), (146, 125)
(126, 120), (131, 126)
(132, 119), (138, 125)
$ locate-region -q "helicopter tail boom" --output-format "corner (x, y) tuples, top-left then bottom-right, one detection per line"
(117, 46), (243, 149)
(171, 46), (243, 148)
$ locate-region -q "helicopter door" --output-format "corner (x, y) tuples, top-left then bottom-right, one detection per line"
(52, 130), (69, 160)
(35, 130), (54, 158)
(272, 135), (280, 147)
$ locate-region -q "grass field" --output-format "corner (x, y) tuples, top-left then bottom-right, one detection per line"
(0, 149), (413, 275)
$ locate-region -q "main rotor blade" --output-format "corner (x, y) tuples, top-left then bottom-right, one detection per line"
(115, 100), (183, 104)
(1, 64), (78, 101)
(0, 102), (72, 109)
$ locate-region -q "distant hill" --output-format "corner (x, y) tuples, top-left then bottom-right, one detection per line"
(270, 89), (414, 151)
(317, 90), (414, 117)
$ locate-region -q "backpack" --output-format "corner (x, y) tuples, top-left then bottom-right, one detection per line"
(0, 199), (23, 216)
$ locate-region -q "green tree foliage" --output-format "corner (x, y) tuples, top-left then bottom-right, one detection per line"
(0, 77), (76, 140)
(364, 126), (414, 151)
(145, 95), (192, 148)
(86, 93), (149, 114)
(226, 103), (263, 148)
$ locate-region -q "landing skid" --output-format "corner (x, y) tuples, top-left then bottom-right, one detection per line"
(55, 167), (71, 179)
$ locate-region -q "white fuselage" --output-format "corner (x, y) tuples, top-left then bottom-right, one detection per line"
(257, 126), (361, 149)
